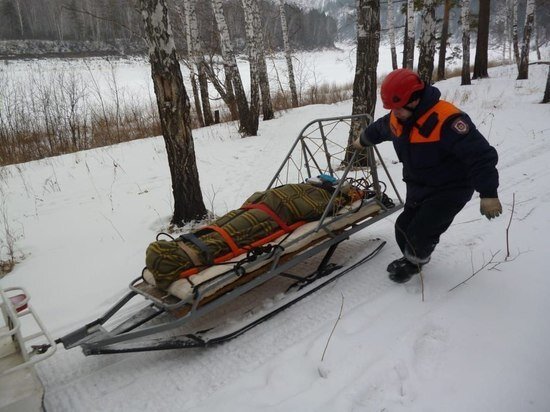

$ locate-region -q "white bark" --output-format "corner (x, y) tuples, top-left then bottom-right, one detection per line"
(348, 0), (380, 164)
(417, 0), (437, 83)
(405, 0), (415, 69)
(249, 0), (273, 120)
(279, 0), (298, 107)
(211, 0), (257, 135)
(512, 0), (519, 66)
(183, 0), (213, 125)
(517, 0), (535, 79)
(241, 0), (261, 121)
(387, 0), (397, 70)
(175, 3), (203, 126)
(461, 0), (471, 85)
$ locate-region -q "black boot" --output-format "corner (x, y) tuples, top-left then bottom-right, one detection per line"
(386, 257), (422, 283)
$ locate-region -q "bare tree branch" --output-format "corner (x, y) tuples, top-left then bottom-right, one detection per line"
(448, 250), (501, 292)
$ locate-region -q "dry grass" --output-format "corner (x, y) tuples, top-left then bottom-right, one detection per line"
(440, 59), (509, 80)
(0, 71), (354, 166)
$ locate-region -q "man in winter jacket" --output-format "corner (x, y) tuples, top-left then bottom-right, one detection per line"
(353, 68), (502, 283)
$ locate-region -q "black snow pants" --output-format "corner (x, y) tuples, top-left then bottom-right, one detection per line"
(395, 187), (474, 262)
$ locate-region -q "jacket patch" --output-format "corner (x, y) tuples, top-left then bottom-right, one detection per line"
(451, 117), (469, 134)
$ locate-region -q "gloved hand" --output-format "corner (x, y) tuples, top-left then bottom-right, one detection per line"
(480, 197), (502, 220)
(352, 137), (365, 150)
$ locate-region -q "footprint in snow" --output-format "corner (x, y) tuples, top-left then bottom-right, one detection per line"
(412, 324), (449, 379)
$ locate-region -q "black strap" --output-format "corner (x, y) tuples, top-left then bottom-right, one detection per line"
(178, 233), (213, 265)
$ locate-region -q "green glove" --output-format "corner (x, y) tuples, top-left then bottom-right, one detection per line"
(480, 197), (502, 220)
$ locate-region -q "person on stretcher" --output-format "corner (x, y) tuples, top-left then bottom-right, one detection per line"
(146, 176), (361, 290)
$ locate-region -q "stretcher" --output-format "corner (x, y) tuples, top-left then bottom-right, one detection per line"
(56, 114), (404, 355)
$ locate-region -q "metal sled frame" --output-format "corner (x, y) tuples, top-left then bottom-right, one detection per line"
(58, 114), (404, 355)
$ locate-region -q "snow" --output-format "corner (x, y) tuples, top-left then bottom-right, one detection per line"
(1, 47), (550, 411)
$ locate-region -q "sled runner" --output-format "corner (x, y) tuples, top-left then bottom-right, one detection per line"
(56, 114), (404, 355)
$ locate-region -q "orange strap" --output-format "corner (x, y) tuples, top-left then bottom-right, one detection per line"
(202, 225), (240, 256)
(241, 203), (291, 232)
(178, 220), (306, 278)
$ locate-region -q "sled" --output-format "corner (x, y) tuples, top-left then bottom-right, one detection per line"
(56, 114), (404, 355)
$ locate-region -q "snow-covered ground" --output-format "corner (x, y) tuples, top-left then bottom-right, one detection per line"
(1, 47), (550, 411)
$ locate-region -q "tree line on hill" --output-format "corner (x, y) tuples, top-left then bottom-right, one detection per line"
(0, 0), (337, 55)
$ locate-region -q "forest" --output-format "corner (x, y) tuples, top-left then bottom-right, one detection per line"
(0, 0), (337, 56)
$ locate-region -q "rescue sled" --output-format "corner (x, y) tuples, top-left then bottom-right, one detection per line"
(57, 114), (404, 355)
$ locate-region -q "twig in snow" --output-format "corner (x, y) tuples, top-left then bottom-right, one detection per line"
(100, 212), (125, 242)
(506, 193), (515, 260)
(321, 292), (345, 362)
(448, 250), (501, 292)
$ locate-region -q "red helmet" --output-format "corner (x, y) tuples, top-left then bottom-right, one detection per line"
(380, 69), (425, 109)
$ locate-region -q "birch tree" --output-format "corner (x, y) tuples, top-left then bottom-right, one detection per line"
(417, 0), (437, 84)
(211, 0), (258, 136)
(175, 3), (204, 127)
(403, 0), (415, 69)
(139, 0), (206, 224)
(249, 0), (274, 120)
(512, 0), (520, 67)
(184, 0), (214, 126)
(348, 0), (380, 160)
(437, 0), (452, 80)
(387, 0), (398, 70)
(279, 0), (299, 107)
(241, 0), (261, 127)
(472, 0), (490, 79)
(461, 0), (471, 85)
(517, 0), (535, 79)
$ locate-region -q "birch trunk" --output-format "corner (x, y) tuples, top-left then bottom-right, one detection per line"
(417, 0), (437, 84)
(279, 0), (299, 107)
(461, 0), (471, 85)
(242, 0), (261, 127)
(517, 0), (535, 80)
(387, 0), (398, 70)
(139, 0), (206, 224)
(211, 0), (257, 135)
(512, 0), (520, 68)
(348, 0), (380, 164)
(175, 3), (204, 127)
(437, 0), (451, 80)
(250, 0), (274, 120)
(185, 0), (213, 125)
(404, 0), (415, 69)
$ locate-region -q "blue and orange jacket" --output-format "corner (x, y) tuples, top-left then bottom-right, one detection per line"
(360, 85), (499, 203)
